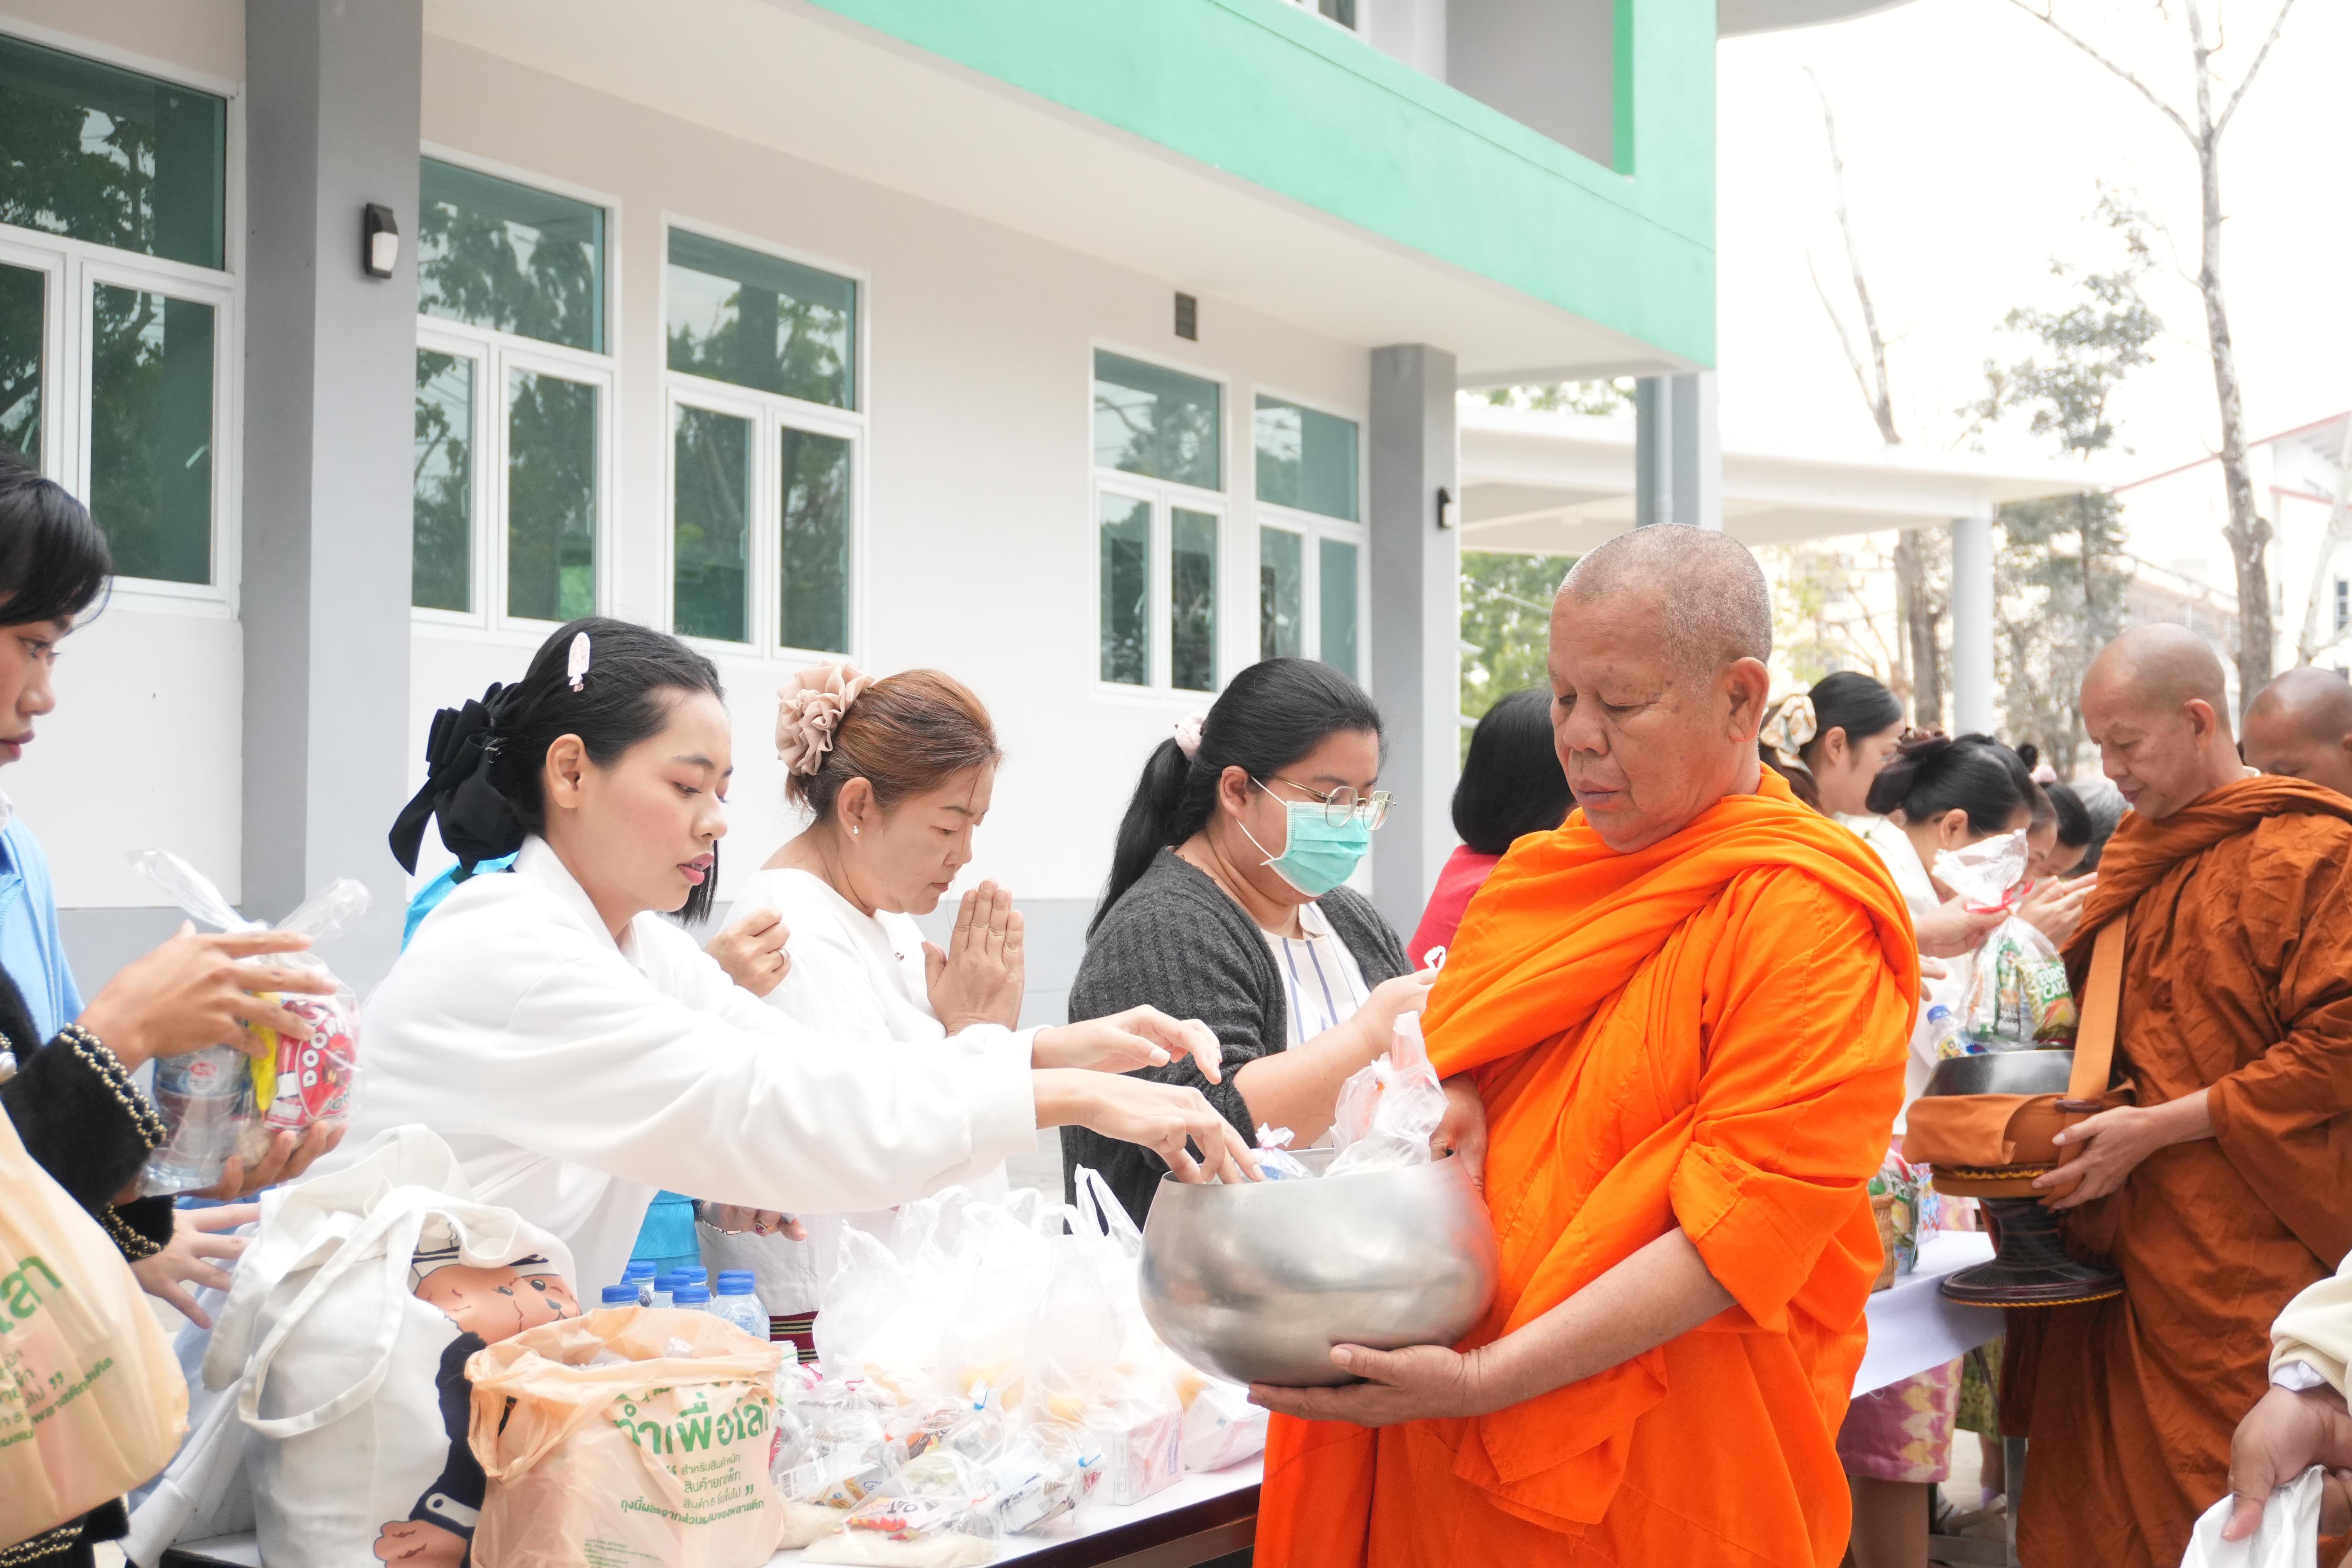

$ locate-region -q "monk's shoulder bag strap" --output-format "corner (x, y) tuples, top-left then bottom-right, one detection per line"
(1901, 914), (2128, 1198)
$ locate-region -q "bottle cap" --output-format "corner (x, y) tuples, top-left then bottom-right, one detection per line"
(718, 1275), (753, 1293)
(655, 1272), (688, 1291)
(673, 1283), (712, 1304)
(718, 1269), (754, 1285)
(600, 1284), (639, 1306)
(624, 1261), (657, 1280)
(675, 1265), (709, 1283)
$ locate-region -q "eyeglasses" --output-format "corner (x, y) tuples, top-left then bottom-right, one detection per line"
(1257, 775), (1393, 831)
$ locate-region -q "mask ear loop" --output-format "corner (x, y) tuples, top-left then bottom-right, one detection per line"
(1235, 778), (1293, 870)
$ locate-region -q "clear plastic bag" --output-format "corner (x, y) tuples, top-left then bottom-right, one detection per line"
(801, 1449), (1003, 1567)
(1327, 1013), (1447, 1177)
(1932, 831), (2077, 1046)
(1253, 1124), (1314, 1182)
(770, 1381), (895, 1547)
(983, 1419), (1099, 1536)
(134, 849), (371, 1195)
(1179, 1377), (1269, 1472)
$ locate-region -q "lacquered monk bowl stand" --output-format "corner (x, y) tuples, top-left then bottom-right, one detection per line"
(1919, 1051), (2124, 1309)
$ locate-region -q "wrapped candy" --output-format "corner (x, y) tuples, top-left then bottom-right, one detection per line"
(1253, 1124), (1314, 1182)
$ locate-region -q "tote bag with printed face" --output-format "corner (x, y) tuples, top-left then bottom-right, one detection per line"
(0, 1113), (189, 1548)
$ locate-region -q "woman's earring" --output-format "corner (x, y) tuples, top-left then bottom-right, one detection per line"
(852, 826), (860, 837)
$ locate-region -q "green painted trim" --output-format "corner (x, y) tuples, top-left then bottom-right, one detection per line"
(805, 0), (1715, 367)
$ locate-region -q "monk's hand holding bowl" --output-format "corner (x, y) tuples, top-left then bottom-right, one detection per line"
(2222, 1384), (2352, 1541)
(1249, 1343), (1495, 1427)
(2036, 1089), (2215, 1210)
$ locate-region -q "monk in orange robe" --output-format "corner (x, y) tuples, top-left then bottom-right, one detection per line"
(1250, 525), (1917, 1567)
(2004, 625), (2352, 1566)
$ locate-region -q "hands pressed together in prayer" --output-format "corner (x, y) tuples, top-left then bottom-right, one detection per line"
(2224, 1383), (2352, 1542)
(2035, 1088), (2214, 1209)
(926, 881), (1025, 1031)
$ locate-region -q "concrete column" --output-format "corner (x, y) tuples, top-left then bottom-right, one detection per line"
(243, 0), (421, 985)
(1633, 371), (1721, 529)
(1951, 511), (1996, 735)
(1367, 345), (1460, 939)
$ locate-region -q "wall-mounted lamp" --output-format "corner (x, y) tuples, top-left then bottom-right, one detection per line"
(362, 203), (400, 279)
(1436, 486), (1459, 530)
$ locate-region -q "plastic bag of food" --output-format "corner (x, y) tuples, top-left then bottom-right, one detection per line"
(770, 1380), (896, 1547)
(132, 849), (370, 1195)
(1179, 1378), (1269, 1472)
(1327, 1014), (1446, 1177)
(1253, 1124), (1314, 1182)
(802, 1449), (1002, 1567)
(982, 1419), (1099, 1536)
(1086, 1381), (1183, 1505)
(1932, 831), (2076, 1046)
(1867, 1148), (1925, 1280)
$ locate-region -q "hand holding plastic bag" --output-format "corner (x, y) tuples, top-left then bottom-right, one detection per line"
(1327, 1014), (1447, 1177)
(1930, 831), (2077, 1047)
(1253, 1124), (1314, 1182)
(2181, 1464), (2326, 1568)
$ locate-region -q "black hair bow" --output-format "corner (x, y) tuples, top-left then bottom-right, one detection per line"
(389, 684), (528, 875)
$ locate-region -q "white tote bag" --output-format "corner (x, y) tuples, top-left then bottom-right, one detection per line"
(126, 1125), (579, 1568)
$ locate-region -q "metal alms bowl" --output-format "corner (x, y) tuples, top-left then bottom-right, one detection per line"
(1138, 1149), (1501, 1388)
(1920, 1049), (2074, 1099)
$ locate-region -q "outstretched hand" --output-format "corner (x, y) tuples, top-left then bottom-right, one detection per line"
(1034, 1005), (1225, 1084)
(130, 1202), (256, 1328)
(1248, 1343), (1494, 1427)
(2222, 1385), (2352, 1542)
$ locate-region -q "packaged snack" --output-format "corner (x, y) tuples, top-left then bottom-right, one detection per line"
(983, 1421), (1099, 1535)
(1179, 1378), (1269, 1473)
(1086, 1389), (1182, 1506)
(1253, 1124), (1314, 1182)
(802, 1449), (1001, 1568)
(1932, 832), (2077, 1047)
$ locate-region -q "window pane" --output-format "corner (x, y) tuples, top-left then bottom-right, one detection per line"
(1094, 351), (1220, 490)
(1255, 396), (1358, 520)
(667, 231), (857, 410)
(506, 368), (597, 622)
(1320, 537), (1359, 679)
(90, 285), (212, 583)
(419, 159), (605, 352)
(412, 351), (473, 612)
(674, 405), (752, 643)
(0, 35), (226, 269)
(1172, 508), (1217, 694)
(0, 264), (40, 463)
(1099, 495), (1151, 685)
(1320, 0), (1359, 27)
(1260, 527), (1302, 661)
(780, 427), (852, 654)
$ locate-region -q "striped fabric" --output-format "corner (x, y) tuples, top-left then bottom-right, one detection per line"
(1264, 901), (1373, 1048)
(774, 1310), (820, 1363)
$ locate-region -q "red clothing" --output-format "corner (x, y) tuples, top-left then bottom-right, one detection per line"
(1405, 845), (1500, 969)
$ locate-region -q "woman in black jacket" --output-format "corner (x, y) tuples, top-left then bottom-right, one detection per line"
(1064, 659), (1435, 1224)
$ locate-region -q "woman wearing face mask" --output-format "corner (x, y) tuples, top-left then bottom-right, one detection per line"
(701, 664), (1027, 1350)
(1063, 659), (1437, 1226)
(357, 618), (1255, 1289)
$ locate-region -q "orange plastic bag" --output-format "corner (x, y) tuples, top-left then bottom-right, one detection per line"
(0, 1111), (188, 1548)
(467, 1307), (788, 1568)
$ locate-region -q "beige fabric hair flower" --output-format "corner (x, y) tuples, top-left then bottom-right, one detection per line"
(776, 662), (874, 776)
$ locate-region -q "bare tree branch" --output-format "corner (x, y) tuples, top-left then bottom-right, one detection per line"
(1806, 252), (1882, 429)
(2002, 0), (2197, 145)
(2216, 0), (2301, 133)
(1807, 68), (1901, 444)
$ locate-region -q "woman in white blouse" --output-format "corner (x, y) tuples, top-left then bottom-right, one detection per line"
(354, 618), (1254, 1291)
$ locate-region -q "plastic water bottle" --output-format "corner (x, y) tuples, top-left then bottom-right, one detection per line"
(672, 1282), (715, 1314)
(625, 1260), (657, 1307)
(599, 1284), (639, 1309)
(714, 1271), (767, 1339)
(650, 1271), (682, 1310)
(1925, 1003), (1961, 1060)
(144, 1045), (257, 1195)
(674, 1265), (708, 1288)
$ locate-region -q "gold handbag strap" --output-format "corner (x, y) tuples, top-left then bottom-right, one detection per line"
(2066, 914), (2128, 1103)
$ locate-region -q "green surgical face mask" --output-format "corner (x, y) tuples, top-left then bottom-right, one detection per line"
(1240, 791), (1373, 898)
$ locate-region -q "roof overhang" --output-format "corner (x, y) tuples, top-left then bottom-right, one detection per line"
(1718, 0), (1919, 37)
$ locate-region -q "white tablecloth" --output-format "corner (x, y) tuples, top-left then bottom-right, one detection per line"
(1856, 1230), (2004, 1393)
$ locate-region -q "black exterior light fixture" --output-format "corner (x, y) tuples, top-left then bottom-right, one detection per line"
(362, 203), (400, 279)
(1174, 291), (1198, 341)
(1436, 486), (1459, 530)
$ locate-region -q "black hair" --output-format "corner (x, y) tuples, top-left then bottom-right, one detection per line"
(391, 616), (728, 923)
(1864, 732), (2036, 837)
(2015, 742), (2041, 773)
(1452, 688), (1571, 855)
(1796, 672), (1904, 770)
(1092, 658), (1382, 933)
(0, 446), (112, 628)
(2045, 780), (2093, 849)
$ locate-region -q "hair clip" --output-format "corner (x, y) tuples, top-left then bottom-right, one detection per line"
(567, 631), (591, 693)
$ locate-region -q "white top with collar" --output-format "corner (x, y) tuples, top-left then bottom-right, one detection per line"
(337, 838), (1037, 1288)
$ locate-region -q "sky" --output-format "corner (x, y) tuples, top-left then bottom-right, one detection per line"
(1713, 0), (2351, 586)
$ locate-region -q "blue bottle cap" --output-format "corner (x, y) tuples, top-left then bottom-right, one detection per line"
(673, 1283), (712, 1305)
(718, 1275), (754, 1293)
(717, 1269), (754, 1285)
(600, 1284), (639, 1306)
(675, 1265), (709, 1283)
(624, 1261), (657, 1280)
(655, 1272), (688, 1291)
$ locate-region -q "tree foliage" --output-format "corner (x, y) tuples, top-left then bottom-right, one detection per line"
(1459, 550), (1571, 759)
(1476, 379), (1633, 417)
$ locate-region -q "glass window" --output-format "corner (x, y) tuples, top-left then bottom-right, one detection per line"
(0, 263), (40, 462)
(780, 427), (852, 654)
(1259, 527), (1303, 661)
(1099, 495), (1151, 686)
(667, 231), (856, 410)
(1255, 396), (1358, 521)
(1319, 537), (1359, 679)
(506, 367), (597, 622)
(90, 284), (212, 583)
(1172, 509), (1217, 694)
(0, 35), (226, 269)
(671, 405), (752, 643)
(1320, 0), (1358, 27)
(412, 351), (473, 612)
(419, 159), (605, 353)
(1094, 351), (1220, 491)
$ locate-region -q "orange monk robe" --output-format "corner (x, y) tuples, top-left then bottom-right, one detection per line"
(1257, 770), (1917, 1568)
(2006, 775), (2352, 1568)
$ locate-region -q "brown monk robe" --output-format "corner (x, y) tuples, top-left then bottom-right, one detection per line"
(2004, 626), (2352, 1566)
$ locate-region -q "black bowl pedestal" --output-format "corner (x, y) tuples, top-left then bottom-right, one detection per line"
(1938, 1195), (2123, 1309)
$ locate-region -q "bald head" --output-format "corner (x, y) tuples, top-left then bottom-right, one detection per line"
(2243, 665), (2352, 798)
(2080, 625), (2246, 819)
(1547, 526), (1775, 852)
(1557, 525), (1773, 678)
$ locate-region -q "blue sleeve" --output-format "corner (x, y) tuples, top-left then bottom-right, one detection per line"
(401, 854), (518, 950)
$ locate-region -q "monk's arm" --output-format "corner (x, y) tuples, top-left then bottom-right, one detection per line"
(2040, 1089), (2213, 1208)
(1467, 1228), (1734, 1409)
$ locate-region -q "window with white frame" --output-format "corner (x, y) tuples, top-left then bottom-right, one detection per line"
(1254, 393), (1364, 682)
(411, 156), (610, 626)
(664, 227), (860, 656)
(0, 32), (232, 594)
(1279, 0), (1359, 30)
(1094, 350), (1223, 694)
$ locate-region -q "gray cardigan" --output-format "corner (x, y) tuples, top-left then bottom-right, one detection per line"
(1061, 848), (1410, 1225)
